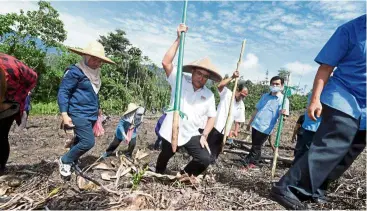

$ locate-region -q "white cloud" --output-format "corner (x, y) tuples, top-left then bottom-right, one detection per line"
(267, 24), (287, 32)
(309, 1), (365, 21)
(311, 21), (324, 27)
(283, 61), (316, 76)
(281, 14), (303, 26)
(237, 53), (267, 82)
(59, 12), (115, 48)
(0, 1), (38, 14)
(200, 11), (213, 22)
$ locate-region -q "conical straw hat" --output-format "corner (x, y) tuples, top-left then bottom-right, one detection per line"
(182, 57), (222, 82)
(123, 103), (140, 116)
(68, 41), (116, 65)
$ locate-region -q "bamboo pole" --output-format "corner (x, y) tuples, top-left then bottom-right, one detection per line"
(271, 73), (291, 180)
(171, 0), (189, 153)
(220, 40), (247, 153)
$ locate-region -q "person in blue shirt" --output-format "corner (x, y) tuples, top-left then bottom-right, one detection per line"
(241, 75), (290, 169)
(292, 91), (322, 164)
(57, 41), (115, 179)
(271, 15), (366, 210)
(103, 103), (144, 159)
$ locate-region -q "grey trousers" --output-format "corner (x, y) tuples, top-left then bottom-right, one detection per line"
(274, 104), (366, 199)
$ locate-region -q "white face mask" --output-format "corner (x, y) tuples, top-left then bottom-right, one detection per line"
(270, 86), (281, 93)
(133, 107), (145, 126)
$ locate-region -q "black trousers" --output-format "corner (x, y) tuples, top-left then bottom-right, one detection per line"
(156, 135), (211, 176)
(207, 128), (224, 161)
(105, 136), (136, 157)
(241, 127), (269, 165)
(0, 114), (16, 170)
(275, 104), (366, 200)
(293, 129), (316, 165)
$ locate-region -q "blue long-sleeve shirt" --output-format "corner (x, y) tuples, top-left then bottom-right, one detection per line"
(57, 65), (99, 121)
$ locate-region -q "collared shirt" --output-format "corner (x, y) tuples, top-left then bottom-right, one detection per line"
(214, 87), (245, 135)
(302, 93), (322, 132)
(58, 65), (99, 121)
(0, 53), (38, 124)
(315, 15), (366, 125)
(159, 68), (217, 146)
(251, 92), (290, 135)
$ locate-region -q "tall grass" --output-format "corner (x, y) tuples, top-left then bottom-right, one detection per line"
(31, 100), (126, 115)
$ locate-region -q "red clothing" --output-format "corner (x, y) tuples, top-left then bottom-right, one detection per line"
(0, 53), (38, 124)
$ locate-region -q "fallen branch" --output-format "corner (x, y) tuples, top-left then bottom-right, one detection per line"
(223, 149), (293, 164)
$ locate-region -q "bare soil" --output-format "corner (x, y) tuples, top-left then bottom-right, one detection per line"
(0, 113), (365, 210)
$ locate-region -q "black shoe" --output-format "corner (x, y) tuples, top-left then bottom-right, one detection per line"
(270, 185), (306, 210)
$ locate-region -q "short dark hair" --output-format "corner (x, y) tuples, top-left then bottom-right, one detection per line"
(237, 80), (248, 92)
(270, 76), (284, 85)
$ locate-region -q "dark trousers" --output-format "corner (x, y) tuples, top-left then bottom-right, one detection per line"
(275, 104), (366, 200)
(61, 117), (96, 164)
(242, 127), (269, 165)
(0, 114), (16, 170)
(207, 128), (224, 161)
(156, 136), (211, 176)
(293, 129), (316, 165)
(106, 136), (137, 157)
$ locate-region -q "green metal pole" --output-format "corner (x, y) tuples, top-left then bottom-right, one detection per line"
(271, 73), (291, 180)
(171, 0), (188, 152)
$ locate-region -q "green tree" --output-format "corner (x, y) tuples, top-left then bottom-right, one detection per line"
(278, 68), (290, 80)
(0, 0), (67, 103)
(0, 0), (66, 64)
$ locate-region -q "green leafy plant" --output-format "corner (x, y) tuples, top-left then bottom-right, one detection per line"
(131, 165), (148, 190)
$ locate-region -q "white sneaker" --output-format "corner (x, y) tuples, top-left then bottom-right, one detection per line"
(58, 158), (72, 177)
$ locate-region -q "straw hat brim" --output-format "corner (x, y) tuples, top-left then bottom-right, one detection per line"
(68, 47), (116, 65)
(182, 65), (222, 82)
(123, 105), (140, 116)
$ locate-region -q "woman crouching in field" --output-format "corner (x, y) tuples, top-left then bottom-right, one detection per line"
(103, 103), (145, 160)
(57, 41), (115, 179)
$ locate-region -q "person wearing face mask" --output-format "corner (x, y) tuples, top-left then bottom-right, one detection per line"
(206, 70), (248, 163)
(57, 41), (115, 179)
(103, 103), (145, 159)
(241, 76), (289, 170)
(156, 24), (222, 177)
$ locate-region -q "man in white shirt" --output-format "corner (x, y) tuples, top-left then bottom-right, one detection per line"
(207, 70), (248, 162)
(156, 24), (222, 176)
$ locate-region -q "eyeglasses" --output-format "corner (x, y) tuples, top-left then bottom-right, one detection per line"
(194, 70), (210, 80)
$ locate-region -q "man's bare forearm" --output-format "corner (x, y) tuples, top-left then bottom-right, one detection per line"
(311, 64), (334, 103)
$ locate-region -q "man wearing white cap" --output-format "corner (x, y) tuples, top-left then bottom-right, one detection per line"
(57, 40), (115, 179)
(156, 24), (222, 176)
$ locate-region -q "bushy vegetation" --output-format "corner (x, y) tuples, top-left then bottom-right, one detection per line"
(0, 1), (307, 117)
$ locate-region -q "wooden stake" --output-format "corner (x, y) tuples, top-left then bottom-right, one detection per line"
(221, 40), (247, 153)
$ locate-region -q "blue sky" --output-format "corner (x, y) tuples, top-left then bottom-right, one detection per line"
(2, 0), (366, 93)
